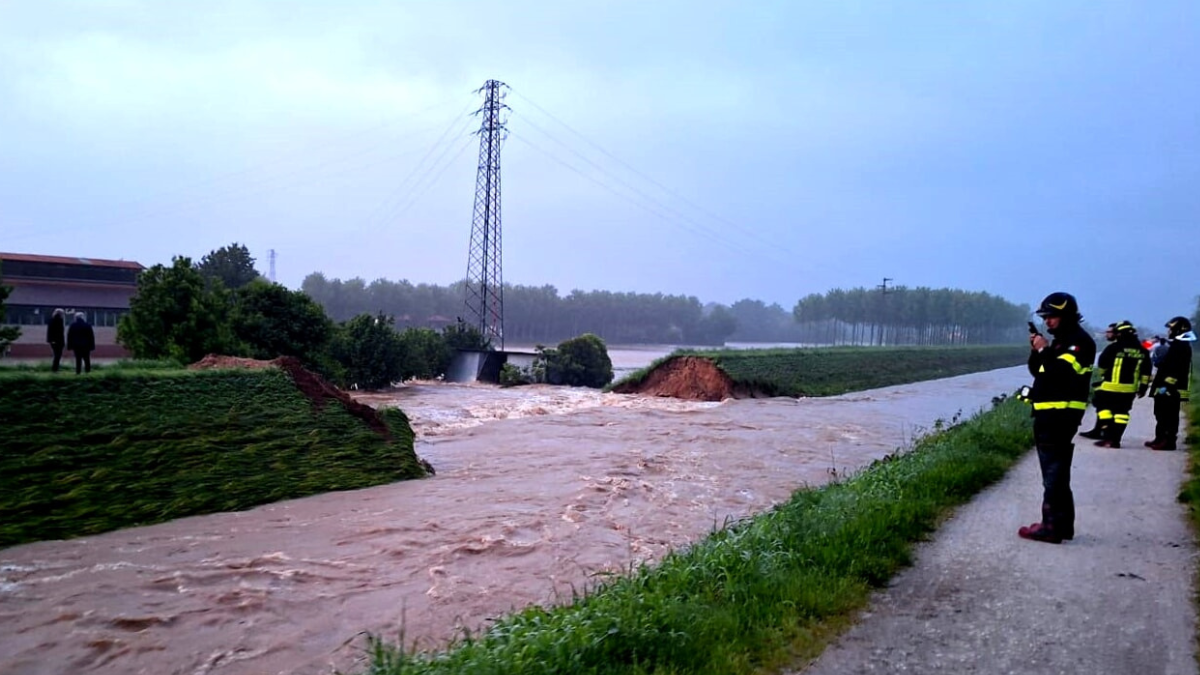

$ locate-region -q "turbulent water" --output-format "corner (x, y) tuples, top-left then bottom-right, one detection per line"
(0, 356), (1031, 675)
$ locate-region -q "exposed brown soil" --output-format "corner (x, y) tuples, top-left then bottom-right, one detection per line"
(189, 354), (392, 439)
(610, 356), (736, 401)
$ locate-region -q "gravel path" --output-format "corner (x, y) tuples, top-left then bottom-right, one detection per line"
(791, 397), (1197, 675)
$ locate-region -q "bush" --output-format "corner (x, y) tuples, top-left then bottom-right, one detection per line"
(231, 279), (335, 366)
(332, 313), (405, 389)
(117, 257), (242, 363)
(541, 333), (613, 388)
(499, 363), (533, 387)
(443, 319), (492, 351)
(398, 327), (454, 380)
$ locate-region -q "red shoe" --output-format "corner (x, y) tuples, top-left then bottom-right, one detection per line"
(1018, 523), (1063, 544)
(1094, 439), (1120, 449)
(1147, 440), (1177, 451)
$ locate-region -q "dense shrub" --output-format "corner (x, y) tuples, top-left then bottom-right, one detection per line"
(541, 333), (613, 388)
(398, 327), (454, 380)
(332, 313), (405, 389)
(231, 280), (334, 363)
(118, 256), (242, 363)
(498, 363), (534, 387)
(443, 319), (492, 351)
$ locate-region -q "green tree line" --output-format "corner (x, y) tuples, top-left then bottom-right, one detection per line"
(115, 245), (613, 389)
(302, 274), (1032, 346)
(793, 286), (1031, 345)
(301, 274), (738, 345)
(115, 248), (493, 389)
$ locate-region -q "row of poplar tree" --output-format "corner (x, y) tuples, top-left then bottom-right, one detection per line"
(301, 274), (1032, 346)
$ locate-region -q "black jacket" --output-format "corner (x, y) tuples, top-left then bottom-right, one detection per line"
(1095, 335), (1151, 395)
(1152, 339), (1193, 402)
(46, 313), (65, 345)
(1027, 321), (1096, 412)
(66, 317), (95, 353)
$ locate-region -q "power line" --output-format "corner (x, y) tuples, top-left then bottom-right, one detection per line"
(507, 130), (777, 264)
(390, 133), (476, 221)
(359, 110), (477, 233)
(509, 87), (799, 257)
(511, 110), (780, 260)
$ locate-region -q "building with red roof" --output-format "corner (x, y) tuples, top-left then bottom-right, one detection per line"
(1, 252), (145, 359)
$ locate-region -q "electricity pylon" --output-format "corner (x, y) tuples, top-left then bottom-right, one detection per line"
(463, 79), (509, 349)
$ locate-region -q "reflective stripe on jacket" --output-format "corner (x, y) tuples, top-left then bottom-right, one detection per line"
(1027, 322), (1097, 412)
(1095, 338), (1151, 394)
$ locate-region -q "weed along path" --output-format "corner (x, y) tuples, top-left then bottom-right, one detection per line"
(0, 367), (1031, 675)
(791, 396), (1198, 675)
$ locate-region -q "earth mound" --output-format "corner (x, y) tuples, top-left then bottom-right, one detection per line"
(611, 356), (736, 401)
(190, 354), (392, 439)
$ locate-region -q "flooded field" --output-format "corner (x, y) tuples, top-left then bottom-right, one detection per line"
(0, 357), (1030, 675)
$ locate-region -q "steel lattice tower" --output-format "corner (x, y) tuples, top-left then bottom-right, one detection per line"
(463, 79), (509, 348)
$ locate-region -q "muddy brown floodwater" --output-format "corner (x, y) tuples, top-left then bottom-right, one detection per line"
(0, 364), (1031, 675)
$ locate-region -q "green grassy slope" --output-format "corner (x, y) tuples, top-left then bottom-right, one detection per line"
(615, 345), (1027, 397)
(0, 367), (424, 548)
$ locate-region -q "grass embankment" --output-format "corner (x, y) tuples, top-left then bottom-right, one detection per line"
(366, 396), (1033, 675)
(1176, 365), (1200, 529)
(0, 366), (423, 549)
(614, 345), (1028, 397)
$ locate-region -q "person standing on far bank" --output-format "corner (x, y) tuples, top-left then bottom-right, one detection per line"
(1146, 316), (1195, 451)
(66, 311), (95, 375)
(1019, 292), (1096, 544)
(46, 308), (65, 372)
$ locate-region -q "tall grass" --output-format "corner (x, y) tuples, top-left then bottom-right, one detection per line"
(365, 397), (1032, 675)
(1175, 365), (1200, 516)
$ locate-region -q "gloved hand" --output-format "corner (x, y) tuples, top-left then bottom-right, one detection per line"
(1155, 386), (1174, 397)
(1137, 386), (1148, 399)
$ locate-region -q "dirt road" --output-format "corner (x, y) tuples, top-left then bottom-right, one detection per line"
(792, 396), (1198, 675)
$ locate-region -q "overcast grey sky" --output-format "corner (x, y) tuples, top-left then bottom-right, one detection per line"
(1, 0), (1196, 327)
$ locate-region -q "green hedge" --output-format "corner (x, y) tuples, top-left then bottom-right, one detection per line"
(0, 368), (423, 548)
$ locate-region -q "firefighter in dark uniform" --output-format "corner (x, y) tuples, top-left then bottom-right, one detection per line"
(1145, 316), (1195, 450)
(1079, 323), (1117, 439)
(1082, 320), (1150, 448)
(1018, 292), (1096, 544)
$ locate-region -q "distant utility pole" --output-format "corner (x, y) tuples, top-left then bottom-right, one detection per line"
(269, 249), (277, 283)
(463, 79), (509, 349)
(875, 277), (894, 346)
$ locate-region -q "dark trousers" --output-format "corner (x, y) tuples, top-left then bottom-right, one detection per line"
(1094, 390), (1136, 443)
(50, 342), (64, 372)
(73, 350), (91, 374)
(1034, 410), (1082, 536)
(1154, 394), (1182, 446)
